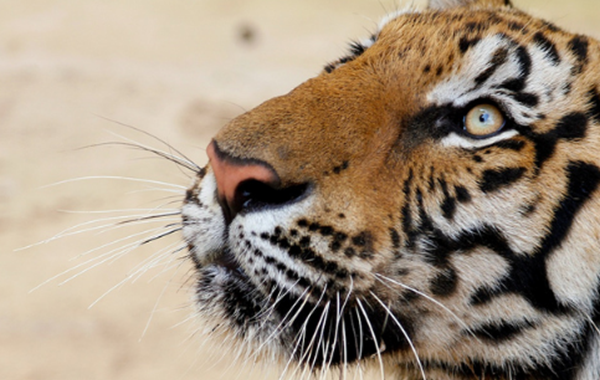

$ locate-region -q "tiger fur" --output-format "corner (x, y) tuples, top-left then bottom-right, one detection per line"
(181, 0), (600, 378)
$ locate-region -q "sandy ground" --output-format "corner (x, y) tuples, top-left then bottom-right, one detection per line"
(2, 1), (599, 379)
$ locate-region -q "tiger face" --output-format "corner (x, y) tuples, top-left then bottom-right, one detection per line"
(181, 0), (600, 378)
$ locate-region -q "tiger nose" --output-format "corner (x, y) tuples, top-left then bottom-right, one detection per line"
(207, 140), (280, 223)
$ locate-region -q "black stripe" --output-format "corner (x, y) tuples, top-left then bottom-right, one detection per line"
(568, 35), (589, 64)
(554, 112), (588, 140)
(465, 22), (485, 33)
(497, 44), (532, 94)
(471, 161), (600, 313)
(530, 132), (556, 172)
(537, 161), (600, 257)
(479, 167), (526, 193)
(439, 177), (457, 219)
(533, 32), (560, 65)
(459, 37), (480, 54)
(469, 319), (536, 342)
(509, 92), (539, 107)
(429, 268), (458, 296)
(498, 77), (525, 93)
(474, 48), (509, 87)
(454, 185), (471, 203)
(401, 170), (416, 246)
(427, 166), (436, 192)
(514, 44), (532, 86)
(506, 21), (524, 32)
(390, 228), (401, 249)
(523, 112), (588, 171)
(586, 87), (600, 124)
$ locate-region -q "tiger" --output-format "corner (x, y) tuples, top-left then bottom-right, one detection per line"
(180, 0), (600, 378)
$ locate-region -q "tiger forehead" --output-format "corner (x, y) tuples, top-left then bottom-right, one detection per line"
(352, 8), (562, 72)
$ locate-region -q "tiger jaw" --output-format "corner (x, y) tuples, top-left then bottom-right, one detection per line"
(182, 169), (420, 367)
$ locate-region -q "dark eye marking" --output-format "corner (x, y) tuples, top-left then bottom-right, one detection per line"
(489, 139), (525, 151)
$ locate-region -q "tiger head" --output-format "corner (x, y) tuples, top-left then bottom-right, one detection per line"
(181, 0), (600, 378)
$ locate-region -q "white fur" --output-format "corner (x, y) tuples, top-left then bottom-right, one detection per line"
(440, 130), (519, 148)
(181, 173), (226, 266)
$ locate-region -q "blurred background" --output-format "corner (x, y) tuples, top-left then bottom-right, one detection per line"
(1, 0), (598, 379)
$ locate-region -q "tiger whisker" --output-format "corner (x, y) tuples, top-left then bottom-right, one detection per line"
(279, 286), (328, 380)
(349, 279), (365, 380)
(251, 284), (284, 322)
(340, 318), (348, 380)
(42, 175), (187, 190)
(139, 247), (189, 340)
(137, 227), (181, 246)
(101, 225), (181, 268)
(95, 218), (181, 239)
(18, 209), (179, 251)
(248, 270), (297, 323)
(299, 300), (330, 380)
(311, 301), (331, 377)
(29, 224), (170, 292)
(56, 225), (180, 287)
(355, 298), (385, 380)
(70, 222), (179, 263)
(340, 279), (355, 380)
(249, 283), (309, 357)
(150, 245), (189, 279)
(88, 140), (200, 174)
(124, 188), (184, 199)
(128, 241), (186, 283)
(55, 207), (181, 215)
(89, 242), (181, 298)
(297, 289), (330, 370)
(375, 273), (475, 338)
(324, 284), (353, 377)
(370, 291), (427, 380)
(583, 313), (600, 337)
(115, 212), (181, 225)
(94, 114), (202, 172)
(320, 292), (342, 380)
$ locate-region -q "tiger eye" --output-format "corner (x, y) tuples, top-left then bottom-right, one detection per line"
(464, 104), (505, 137)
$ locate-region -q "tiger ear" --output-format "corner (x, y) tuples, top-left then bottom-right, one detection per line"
(428, 0), (512, 10)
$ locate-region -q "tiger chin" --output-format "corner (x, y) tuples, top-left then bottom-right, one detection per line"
(180, 0), (600, 378)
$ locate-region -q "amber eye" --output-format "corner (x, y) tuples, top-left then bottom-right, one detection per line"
(464, 104), (505, 137)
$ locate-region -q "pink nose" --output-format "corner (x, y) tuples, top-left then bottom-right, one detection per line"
(207, 140), (279, 221)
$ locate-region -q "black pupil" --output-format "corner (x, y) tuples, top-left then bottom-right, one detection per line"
(479, 111), (490, 124)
